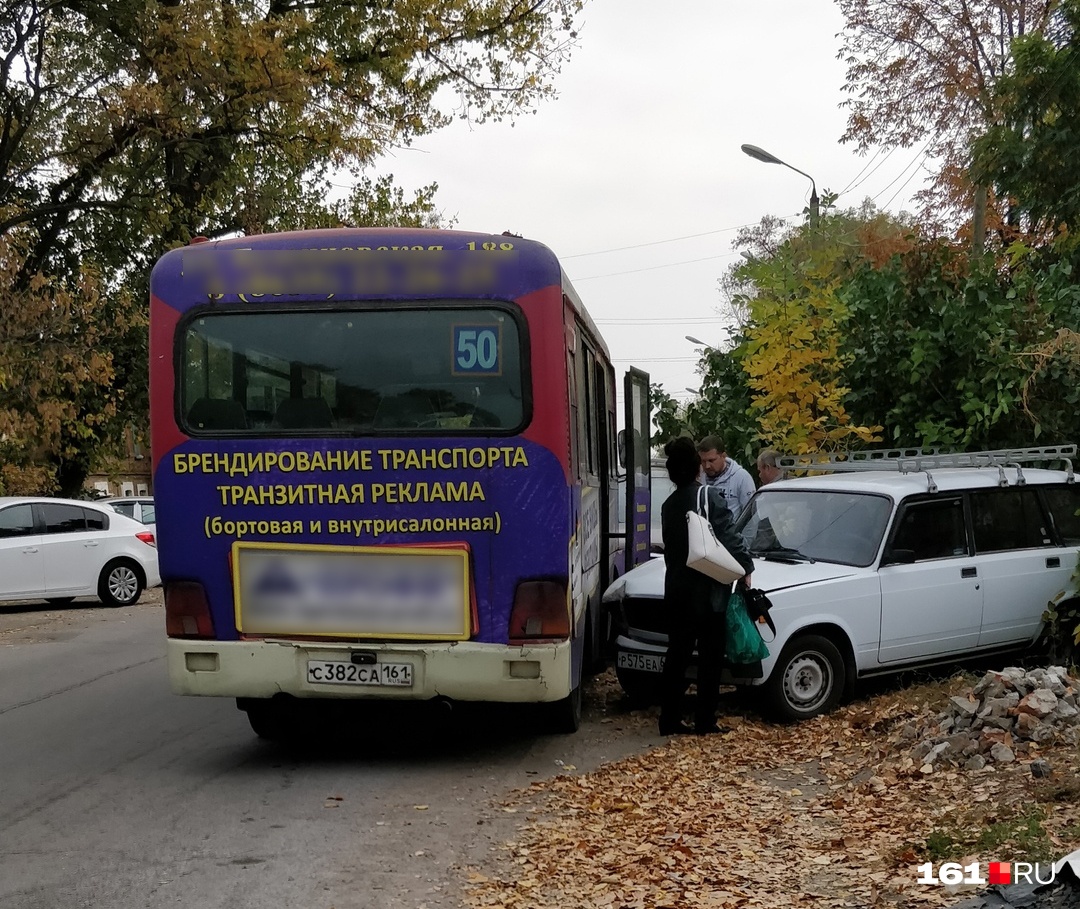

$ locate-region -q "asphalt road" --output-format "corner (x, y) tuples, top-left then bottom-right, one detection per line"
(0, 593), (658, 909)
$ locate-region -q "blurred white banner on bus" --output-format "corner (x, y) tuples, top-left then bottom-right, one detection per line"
(233, 542), (470, 639)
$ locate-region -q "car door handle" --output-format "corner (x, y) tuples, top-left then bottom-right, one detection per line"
(83, 541), (98, 548)
(961, 567), (978, 578)
(1047, 556), (1061, 568)
(22, 547), (39, 554)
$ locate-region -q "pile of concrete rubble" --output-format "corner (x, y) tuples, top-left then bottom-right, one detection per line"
(895, 666), (1080, 772)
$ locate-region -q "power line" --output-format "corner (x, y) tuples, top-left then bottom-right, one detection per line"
(836, 146), (899, 199)
(871, 140), (932, 208)
(571, 252), (740, 282)
(836, 146), (884, 196)
(610, 356), (700, 362)
(883, 154), (932, 211)
(562, 223), (774, 258)
(595, 317), (722, 324)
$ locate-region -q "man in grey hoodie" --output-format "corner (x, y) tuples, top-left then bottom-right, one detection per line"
(696, 435), (756, 518)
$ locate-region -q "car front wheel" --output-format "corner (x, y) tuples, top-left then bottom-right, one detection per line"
(765, 634), (845, 721)
(98, 559), (144, 607)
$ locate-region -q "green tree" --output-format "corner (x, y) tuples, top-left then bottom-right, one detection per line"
(972, 0), (1080, 236)
(841, 241), (1035, 448)
(652, 340), (757, 466)
(0, 0), (582, 493)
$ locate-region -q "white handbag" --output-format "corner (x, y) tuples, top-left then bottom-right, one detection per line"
(686, 486), (746, 584)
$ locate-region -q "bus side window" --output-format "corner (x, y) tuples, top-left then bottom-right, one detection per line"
(567, 347), (583, 479)
(579, 335), (599, 479)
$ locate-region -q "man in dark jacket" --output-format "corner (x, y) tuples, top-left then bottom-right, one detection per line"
(658, 437), (755, 735)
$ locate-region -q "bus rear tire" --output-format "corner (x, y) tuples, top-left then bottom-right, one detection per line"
(543, 683), (582, 734)
(242, 699), (293, 742)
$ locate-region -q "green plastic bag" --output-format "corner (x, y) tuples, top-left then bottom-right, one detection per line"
(726, 591), (769, 664)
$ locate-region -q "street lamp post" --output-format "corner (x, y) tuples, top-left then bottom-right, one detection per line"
(741, 143), (819, 226)
(685, 337), (712, 399)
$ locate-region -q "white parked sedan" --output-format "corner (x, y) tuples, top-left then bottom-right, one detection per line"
(605, 447), (1080, 721)
(0, 497), (161, 607)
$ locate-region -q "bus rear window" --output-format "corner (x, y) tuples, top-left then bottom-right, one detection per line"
(180, 305), (527, 434)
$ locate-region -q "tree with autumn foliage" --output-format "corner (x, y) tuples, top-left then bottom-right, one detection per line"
(0, 0), (583, 494)
(836, 0), (1059, 232)
(0, 221), (129, 495)
(658, 204), (913, 462)
(660, 198), (1080, 468)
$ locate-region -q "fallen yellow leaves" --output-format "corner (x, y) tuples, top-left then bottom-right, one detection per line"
(460, 673), (1080, 909)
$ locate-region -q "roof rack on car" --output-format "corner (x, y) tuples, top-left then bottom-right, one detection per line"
(777, 445), (1076, 493)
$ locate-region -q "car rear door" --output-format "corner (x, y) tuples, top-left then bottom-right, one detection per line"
(36, 503), (99, 596)
(0, 503), (45, 599)
(972, 486), (1073, 647)
(878, 495), (982, 663)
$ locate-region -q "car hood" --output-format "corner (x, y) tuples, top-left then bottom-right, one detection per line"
(749, 558), (861, 593)
(602, 555), (860, 601)
(603, 555), (667, 601)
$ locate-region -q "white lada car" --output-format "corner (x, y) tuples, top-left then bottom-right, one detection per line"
(605, 447), (1080, 721)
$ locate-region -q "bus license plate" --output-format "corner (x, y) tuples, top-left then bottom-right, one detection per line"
(307, 660), (413, 687)
(616, 651), (665, 673)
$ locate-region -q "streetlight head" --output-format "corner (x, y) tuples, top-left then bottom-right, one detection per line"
(685, 335), (708, 346)
(741, 143), (783, 166)
(685, 387), (699, 395)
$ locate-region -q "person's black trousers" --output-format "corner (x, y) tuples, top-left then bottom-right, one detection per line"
(658, 606), (726, 730)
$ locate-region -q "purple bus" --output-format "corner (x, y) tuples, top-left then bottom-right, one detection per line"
(150, 228), (651, 737)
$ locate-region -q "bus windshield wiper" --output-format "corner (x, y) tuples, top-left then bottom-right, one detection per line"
(756, 547), (816, 564)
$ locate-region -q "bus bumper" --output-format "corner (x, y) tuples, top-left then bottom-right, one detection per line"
(166, 637), (575, 703)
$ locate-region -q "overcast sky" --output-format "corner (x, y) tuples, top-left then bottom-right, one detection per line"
(376, 0), (926, 410)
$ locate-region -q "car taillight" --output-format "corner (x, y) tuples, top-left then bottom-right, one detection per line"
(508, 580), (570, 643)
(136, 531), (156, 547)
(165, 581), (215, 638)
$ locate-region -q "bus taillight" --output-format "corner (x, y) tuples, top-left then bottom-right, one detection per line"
(508, 580), (570, 643)
(165, 582), (216, 638)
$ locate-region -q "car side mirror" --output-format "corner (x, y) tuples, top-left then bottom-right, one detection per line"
(882, 548), (916, 566)
(617, 429), (627, 469)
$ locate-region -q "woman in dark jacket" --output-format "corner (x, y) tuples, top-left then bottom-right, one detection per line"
(658, 436), (754, 735)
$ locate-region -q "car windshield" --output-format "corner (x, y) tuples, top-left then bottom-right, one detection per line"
(735, 489), (892, 567)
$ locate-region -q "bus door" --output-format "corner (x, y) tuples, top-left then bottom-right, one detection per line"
(593, 359), (618, 595)
(623, 368), (651, 572)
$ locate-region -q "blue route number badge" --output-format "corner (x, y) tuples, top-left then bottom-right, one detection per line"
(452, 324), (502, 376)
